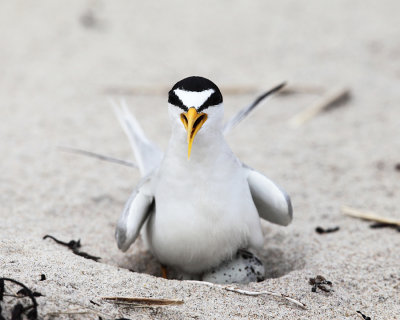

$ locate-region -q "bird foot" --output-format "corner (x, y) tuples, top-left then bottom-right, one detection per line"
(161, 265), (168, 279)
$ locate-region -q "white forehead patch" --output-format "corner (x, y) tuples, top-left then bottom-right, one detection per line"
(174, 88), (215, 109)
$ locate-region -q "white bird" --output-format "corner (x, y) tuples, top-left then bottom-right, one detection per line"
(114, 76), (292, 277)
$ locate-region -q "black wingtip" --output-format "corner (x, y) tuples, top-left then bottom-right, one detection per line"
(252, 81), (287, 107)
(274, 82), (287, 92)
(260, 81), (287, 99)
(222, 81), (287, 134)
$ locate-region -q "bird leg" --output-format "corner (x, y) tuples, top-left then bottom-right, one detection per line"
(161, 265), (168, 279)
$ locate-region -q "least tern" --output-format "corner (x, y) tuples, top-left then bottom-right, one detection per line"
(115, 76), (292, 277)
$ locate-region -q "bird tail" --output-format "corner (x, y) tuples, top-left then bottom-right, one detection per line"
(112, 99), (163, 177)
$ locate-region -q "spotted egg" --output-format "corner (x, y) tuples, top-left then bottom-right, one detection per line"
(202, 249), (265, 284)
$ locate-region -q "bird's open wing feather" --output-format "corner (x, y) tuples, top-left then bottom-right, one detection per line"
(112, 99), (163, 177)
(115, 175), (154, 252)
(244, 166), (293, 226)
(223, 83), (286, 135)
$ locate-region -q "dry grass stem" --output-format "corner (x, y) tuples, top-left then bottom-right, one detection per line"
(289, 87), (350, 127)
(187, 280), (306, 309)
(102, 296), (184, 306)
(225, 286), (307, 309)
(342, 206), (400, 226)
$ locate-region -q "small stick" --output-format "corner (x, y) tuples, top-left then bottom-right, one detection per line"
(289, 87), (350, 127)
(356, 310), (371, 320)
(102, 297), (184, 306)
(342, 206), (400, 226)
(315, 226), (340, 234)
(187, 280), (306, 309)
(43, 235), (101, 262)
(225, 286), (306, 309)
(43, 235), (81, 250)
(45, 311), (93, 316)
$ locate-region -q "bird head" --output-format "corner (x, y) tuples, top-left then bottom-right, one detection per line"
(167, 76), (223, 159)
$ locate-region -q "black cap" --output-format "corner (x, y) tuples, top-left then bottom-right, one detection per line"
(168, 76), (223, 112)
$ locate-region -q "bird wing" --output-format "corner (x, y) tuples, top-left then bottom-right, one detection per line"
(112, 99), (163, 177)
(115, 175), (154, 252)
(223, 83), (286, 135)
(244, 165), (293, 226)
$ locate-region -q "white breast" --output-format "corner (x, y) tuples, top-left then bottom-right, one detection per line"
(144, 131), (263, 274)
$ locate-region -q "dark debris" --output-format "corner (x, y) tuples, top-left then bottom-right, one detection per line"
(43, 234), (101, 262)
(0, 279), (4, 301)
(98, 318), (132, 320)
(0, 306), (4, 320)
(315, 226), (340, 234)
(39, 274), (46, 281)
(11, 303), (23, 320)
(72, 250), (101, 262)
(309, 275), (333, 293)
(43, 235), (81, 250)
(90, 300), (100, 306)
(357, 310), (371, 320)
(17, 289), (42, 298)
(369, 222), (400, 232)
(0, 278), (38, 320)
(27, 309), (38, 320)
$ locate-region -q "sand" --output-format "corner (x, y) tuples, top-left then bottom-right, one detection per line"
(1, 0), (399, 319)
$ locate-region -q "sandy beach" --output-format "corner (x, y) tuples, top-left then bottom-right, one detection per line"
(1, 1), (399, 319)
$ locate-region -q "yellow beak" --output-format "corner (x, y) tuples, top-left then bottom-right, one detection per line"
(180, 107), (208, 159)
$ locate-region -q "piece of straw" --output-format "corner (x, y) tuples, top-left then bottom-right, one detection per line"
(187, 280), (306, 309)
(101, 296), (184, 306)
(289, 87), (350, 127)
(342, 206), (400, 226)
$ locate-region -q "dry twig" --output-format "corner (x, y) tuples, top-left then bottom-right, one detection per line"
(342, 206), (400, 226)
(102, 296), (184, 307)
(45, 310), (96, 317)
(187, 280), (306, 309)
(289, 87), (350, 127)
(356, 310), (371, 320)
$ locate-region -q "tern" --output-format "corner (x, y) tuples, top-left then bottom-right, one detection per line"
(114, 76), (293, 276)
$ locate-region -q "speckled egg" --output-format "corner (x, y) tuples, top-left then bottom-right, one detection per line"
(202, 249), (265, 284)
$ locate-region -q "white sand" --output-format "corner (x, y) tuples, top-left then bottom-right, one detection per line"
(1, 1), (399, 319)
